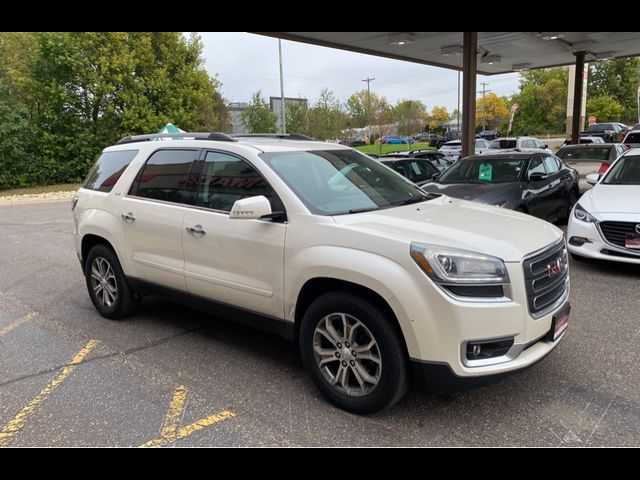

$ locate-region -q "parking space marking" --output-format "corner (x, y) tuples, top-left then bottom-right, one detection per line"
(0, 311), (39, 337)
(0, 339), (99, 447)
(140, 384), (235, 448)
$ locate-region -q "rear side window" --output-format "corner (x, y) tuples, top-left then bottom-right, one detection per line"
(132, 149), (197, 204)
(625, 132), (640, 143)
(83, 150), (138, 192)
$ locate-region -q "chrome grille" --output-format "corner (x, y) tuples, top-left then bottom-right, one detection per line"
(523, 240), (569, 318)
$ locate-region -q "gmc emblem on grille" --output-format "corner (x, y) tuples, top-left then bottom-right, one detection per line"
(547, 257), (564, 278)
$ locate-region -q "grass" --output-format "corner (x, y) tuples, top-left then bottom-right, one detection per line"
(355, 142), (434, 156)
(0, 183), (82, 197)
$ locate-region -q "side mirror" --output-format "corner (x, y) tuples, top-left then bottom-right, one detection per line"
(586, 172), (600, 186)
(432, 172), (441, 180)
(529, 172), (548, 182)
(229, 195), (272, 220)
(544, 144), (549, 149)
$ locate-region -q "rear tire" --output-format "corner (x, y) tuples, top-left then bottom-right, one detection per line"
(84, 244), (137, 320)
(300, 292), (409, 414)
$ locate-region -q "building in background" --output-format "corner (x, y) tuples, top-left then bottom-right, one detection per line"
(270, 97), (308, 133)
(228, 102), (249, 134)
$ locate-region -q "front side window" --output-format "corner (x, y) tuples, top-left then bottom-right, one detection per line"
(197, 151), (277, 212)
(83, 150), (138, 193)
(261, 149), (429, 215)
(133, 149), (197, 204)
(528, 156), (546, 177)
(543, 155), (560, 174)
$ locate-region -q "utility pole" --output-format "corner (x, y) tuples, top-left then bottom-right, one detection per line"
(362, 77), (375, 140)
(478, 82), (491, 131)
(278, 39), (286, 134)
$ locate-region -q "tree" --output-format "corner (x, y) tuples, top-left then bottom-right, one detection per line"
(240, 90), (277, 133)
(476, 92), (508, 129)
(428, 106), (450, 131)
(507, 68), (568, 135)
(587, 94), (624, 122)
(393, 99), (427, 136)
(285, 100), (309, 135)
(588, 58), (640, 123)
(345, 89), (385, 128)
(24, 32), (227, 185)
(308, 88), (345, 140)
(0, 79), (38, 189)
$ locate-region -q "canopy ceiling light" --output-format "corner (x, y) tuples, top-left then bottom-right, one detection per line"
(538, 32), (566, 41)
(512, 63), (531, 72)
(481, 55), (501, 65)
(388, 33), (414, 46)
(594, 51), (616, 60)
(440, 45), (463, 56)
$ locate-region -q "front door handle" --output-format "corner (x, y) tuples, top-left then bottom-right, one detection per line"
(121, 212), (136, 222)
(186, 224), (206, 236)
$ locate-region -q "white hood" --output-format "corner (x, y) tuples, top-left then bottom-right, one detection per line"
(332, 196), (563, 262)
(580, 184), (640, 215)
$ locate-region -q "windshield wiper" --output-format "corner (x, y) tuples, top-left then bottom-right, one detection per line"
(347, 207), (382, 214)
(393, 195), (435, 206)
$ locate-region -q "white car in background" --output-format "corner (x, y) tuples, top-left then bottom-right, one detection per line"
(568, 148), (640, 264)
(485, 137), (553, 155)
(438, 138), (491, 161)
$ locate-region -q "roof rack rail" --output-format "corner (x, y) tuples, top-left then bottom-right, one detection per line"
(116, 132), (237, 145)
(232, 133), (314, 141)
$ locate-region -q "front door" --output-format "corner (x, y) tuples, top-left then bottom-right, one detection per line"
(181, 150), (287, 319)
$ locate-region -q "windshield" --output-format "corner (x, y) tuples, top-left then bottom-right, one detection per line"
(437, 157), (526, 184)
(557, 146), (611, 161)
(489, 139), (516, 149)
(602, 155), (640, 185)
(260, 149), (432, 215)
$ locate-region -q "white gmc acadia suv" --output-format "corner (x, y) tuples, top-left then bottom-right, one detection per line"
(73, 132), (571, 414)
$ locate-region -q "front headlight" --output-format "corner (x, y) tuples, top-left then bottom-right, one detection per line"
(410, 243), (509, 284)
(574, 203), (595, 223)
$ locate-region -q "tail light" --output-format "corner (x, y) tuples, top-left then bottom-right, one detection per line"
(71, 195), (79, 211)
(597, 162), (610, 174)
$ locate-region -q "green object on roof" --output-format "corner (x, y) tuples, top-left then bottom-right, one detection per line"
(156, 123), (184, 140)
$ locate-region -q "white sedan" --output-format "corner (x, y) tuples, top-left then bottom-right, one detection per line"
(438, 139), (491, 161)
(568, 148), (640, 264)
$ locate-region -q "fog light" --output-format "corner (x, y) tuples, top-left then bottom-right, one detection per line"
(569, 236), (590, 246)
(466, 337), (514, 360)
(472, 345), (481, 356)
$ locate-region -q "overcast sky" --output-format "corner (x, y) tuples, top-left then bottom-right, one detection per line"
(199, 32), (523, 112)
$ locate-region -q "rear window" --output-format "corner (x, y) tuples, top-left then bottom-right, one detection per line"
(625, 132), (640, 143)
(556, 147), (611, 161)
(83, 150), (138, 192)
(489, 139), (516, 149)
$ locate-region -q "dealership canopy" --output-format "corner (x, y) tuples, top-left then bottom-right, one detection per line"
(255, 32), (640, 154)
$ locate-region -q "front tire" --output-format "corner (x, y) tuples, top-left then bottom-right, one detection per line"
(84, 244), (136, 320)
(300, 292), (409, 414)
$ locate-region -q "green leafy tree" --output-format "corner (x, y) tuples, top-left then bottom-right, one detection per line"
(285, 100), (309, 135)
(586, 94), (624, 122)
(393, 99), (427, 136)
(308, 88), (345, 140)
(345, 90), (385, 128)
(0, 79), (38, 189)
(240, 90), (277, 133)
(588, 58), (640, 123)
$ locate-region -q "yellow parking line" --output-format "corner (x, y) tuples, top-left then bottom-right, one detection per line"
(140, 411), (236, 448)
(160, 384), (187, 440)
(140, 384), (235, 447)
(0, 311), (39, 337)
(0, 339), (99, 447)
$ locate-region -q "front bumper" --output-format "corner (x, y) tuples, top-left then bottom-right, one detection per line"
(389, 245), (570, 380)
(568, 216), (640, 265)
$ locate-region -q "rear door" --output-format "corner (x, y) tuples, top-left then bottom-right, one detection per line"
(120, 149), (199, 291)
(542, 155), (567, 218)
(524, 155), (555, 219)
(181, 150), (286, 318)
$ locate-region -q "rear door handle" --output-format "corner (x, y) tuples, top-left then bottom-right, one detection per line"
(186, 225), (206, 235)
(121, 212), (136, 222)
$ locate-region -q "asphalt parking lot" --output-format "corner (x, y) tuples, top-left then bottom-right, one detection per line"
(0, 201), (638, 447)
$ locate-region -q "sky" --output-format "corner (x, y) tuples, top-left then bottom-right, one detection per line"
(198, 32), (523, 112)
